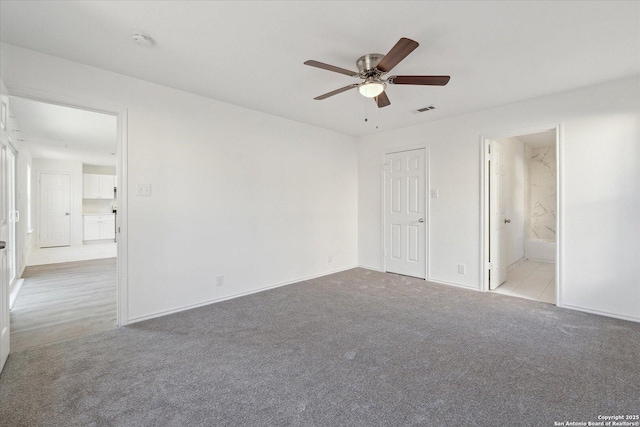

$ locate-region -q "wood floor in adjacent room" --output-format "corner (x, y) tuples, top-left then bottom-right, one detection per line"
(10, 258), (117, 352)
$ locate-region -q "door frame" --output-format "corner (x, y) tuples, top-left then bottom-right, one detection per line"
(480, 123), (563, 307)
(8, 87), (129, 326)
(381, 144), (430, 279)
(5, 142), (18, 285)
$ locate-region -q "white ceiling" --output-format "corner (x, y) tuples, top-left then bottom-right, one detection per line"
(9, 96), (117, 166)
(1, 1), (638, 137)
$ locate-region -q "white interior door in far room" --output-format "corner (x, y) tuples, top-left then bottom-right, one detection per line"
(39, 173), (71, 248)
(489, 141), (507, 290)
(384, 148), (426, 279)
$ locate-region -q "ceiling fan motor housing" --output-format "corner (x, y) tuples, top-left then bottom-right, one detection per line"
(357, 53), (385, 76)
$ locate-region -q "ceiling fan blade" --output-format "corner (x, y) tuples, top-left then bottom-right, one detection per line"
(304, 60), (359, 77)
(376, 38), (419, 73)
(314, 84), (359, 100)
(388, 75), (451, 86)
(374, 91), (391, 108)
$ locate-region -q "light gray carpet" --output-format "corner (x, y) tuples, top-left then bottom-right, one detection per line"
(1, 268), (638, 426)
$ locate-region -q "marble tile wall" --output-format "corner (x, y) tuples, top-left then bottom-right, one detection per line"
(528, 145), (556, 241)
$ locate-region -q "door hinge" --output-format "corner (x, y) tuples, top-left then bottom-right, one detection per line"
(487, 262), (493, 270)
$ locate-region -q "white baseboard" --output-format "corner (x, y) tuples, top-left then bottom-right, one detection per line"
(357, 265), (383, 272)
(427, 277), (480, 292)
(560, 303), (640, 323)
(9, 278), (25, 310)
(128, 264), (359, 324)
(526, 257), (555, 264)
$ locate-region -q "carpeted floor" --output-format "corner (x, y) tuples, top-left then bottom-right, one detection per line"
(1, 268), (638, 426)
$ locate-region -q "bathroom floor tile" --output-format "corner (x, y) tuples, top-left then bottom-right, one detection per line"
(493, 260), (556, 305)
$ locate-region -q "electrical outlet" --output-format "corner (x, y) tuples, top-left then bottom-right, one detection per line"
(328, 255), (333, 264)
(216, 275), (224, 286)
(431, 189), (439, 198)
(457, 264), (466, 274)
(136, 184), (151, 196)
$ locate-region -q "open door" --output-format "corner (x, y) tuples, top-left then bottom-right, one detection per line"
(489, 140), (507, 289)
(0, 99), (10, 372)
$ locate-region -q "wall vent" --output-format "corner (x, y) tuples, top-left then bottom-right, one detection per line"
(416, 106), (435, 112)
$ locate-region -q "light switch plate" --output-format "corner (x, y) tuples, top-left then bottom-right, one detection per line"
(137, 184), (151, 196)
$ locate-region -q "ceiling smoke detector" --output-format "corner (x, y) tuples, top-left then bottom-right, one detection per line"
(131, 33), (153, 47)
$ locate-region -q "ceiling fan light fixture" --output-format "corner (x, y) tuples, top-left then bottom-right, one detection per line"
(358, 80), (386, 98)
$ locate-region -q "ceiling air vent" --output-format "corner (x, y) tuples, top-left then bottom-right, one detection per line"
(416, 106), (435, 112)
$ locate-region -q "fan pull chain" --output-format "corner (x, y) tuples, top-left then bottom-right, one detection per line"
(364, 99), (369, 123)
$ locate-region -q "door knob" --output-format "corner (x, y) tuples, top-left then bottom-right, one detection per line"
(65, 213), (71, 216)
(504, 218), (511, 223)
(418, 218), (424, 223)
(0, 241), (5, 249)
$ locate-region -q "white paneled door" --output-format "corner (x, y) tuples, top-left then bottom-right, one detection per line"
(489, 141), (507, 289)
(40, 173), (71, 248)
(384, 149), (426, 279)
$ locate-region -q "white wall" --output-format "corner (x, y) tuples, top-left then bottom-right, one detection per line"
(2, 43), (637, 324)
(496, 136), (525, 266)
(32, 159), (84, 247)
(358, 76), (640, 321)
(0, 44), (358, 322)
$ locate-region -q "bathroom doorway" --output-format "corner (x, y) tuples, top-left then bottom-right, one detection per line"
(482, 128), (559, 304)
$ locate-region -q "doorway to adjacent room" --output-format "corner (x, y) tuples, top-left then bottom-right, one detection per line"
(8, 96), (122, 351)
(482, 128), (560, 305)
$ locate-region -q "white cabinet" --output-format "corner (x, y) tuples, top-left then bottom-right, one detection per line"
(83, 214), (115, 241)
(83, 216), (101, 240)
(83, 174), (115, 199)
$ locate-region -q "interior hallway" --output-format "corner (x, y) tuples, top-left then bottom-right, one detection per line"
(10, 258), (117, 352)
(492, 260), (555, 304)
